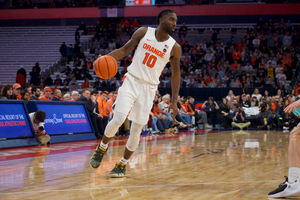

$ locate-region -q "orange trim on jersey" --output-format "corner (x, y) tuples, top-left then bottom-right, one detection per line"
(122, 75), (126, 82)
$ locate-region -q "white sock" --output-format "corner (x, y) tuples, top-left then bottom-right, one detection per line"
(120, 157), (128, 165)
(99, 141), (108, 150)
(288, 167), (300, 183)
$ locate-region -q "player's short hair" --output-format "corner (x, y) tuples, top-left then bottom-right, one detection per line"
(82, 89), (90, 94)
(35, 110), (46, 122)
(53, 89), (61, 96)
(162, 95), (169, 100)
(32, 86), (40, 93)
(156, 9), (175, 25)
(71, 91), (79, 96)
(100, 91), (108, 95)
(63, 93), (70, 98)
(91, 90), (98, 95)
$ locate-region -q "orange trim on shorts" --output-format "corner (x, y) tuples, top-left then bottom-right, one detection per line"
(122, 75), (126, 82)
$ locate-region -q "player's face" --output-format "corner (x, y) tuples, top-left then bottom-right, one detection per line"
(45, 91), (51, 98)
(36, 89), (41, 97)
(162, 13), (177, 35)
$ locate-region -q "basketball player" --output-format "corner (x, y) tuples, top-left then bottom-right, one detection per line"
(90, 9), (181, 177)
(268, 99), (300, 197)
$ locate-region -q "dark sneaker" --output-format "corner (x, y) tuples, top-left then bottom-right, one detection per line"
(268, 176), (300, 198)
(90, 144), (108, 169)
(110, 162), (126, 178)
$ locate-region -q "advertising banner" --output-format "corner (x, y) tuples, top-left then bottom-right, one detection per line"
(0, 102), (33, 139)
(134, 0), (152, 5)
(37, 103), (93, 135)
(107, 8), (118, 17)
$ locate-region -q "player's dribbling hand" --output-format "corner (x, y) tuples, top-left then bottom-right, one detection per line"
(284, 101), (300, 113)
(169, 102), (178, 121)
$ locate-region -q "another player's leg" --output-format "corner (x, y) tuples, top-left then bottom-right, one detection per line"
(110, 122), (144, 178)
(268, 123), (300, 197)
(90, 112), (127, 169)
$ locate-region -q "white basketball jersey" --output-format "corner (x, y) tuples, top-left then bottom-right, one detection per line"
(127, 27), (176, 85)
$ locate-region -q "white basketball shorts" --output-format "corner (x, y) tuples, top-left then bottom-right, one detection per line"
(113, 73), (157, 125)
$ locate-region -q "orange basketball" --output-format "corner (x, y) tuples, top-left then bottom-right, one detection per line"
(93, 55), (118, 79)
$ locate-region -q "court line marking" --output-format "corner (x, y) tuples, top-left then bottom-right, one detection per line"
(214, 189), (241, 197)
(0, 180), (282, 195)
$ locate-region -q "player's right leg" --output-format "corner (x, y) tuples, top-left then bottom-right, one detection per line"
(90, 111), (128, 169)
(268, 123), (300, 198)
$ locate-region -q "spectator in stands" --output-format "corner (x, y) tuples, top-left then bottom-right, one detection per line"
(252, 88), (262, 101)
(278, 18), (286, 34)
(132, 19), (140, 28)
(54, 75), (63, 86)
(60, 42), (67, 61)
(256, 64), (267, 79)
(110, 77), (120, 88)
(16, 66), (27, 87)
(81, 78), (89, 89)
(83, 70), (93, 80)
(252, 36), (260, 47)
(32, 62), (41, 76)
(231, 104), (251, 130)
(77, 89), (101, 138)
(283, 32), (292, 47)
(12, 83), (22, 100)
(67, 77), (78, 88)
(180, 98), (193, 125)
(66, 44), (74, 64)
(30, 67), (40, 86)
(40, 87), (52, 101)
(63, 93), (70, 101)
(71, 91), (79, 101)
(0, 85), (14, 100)
(256, 103), (275, 129)
(52, 89), (62, 101)
(158, 95), (173, 128)
(30, 86), (41, 100)
(204, 49), (214, 63)
(276, 69), (287, 85)
(92, 77), (100, 89)
(74, 70), (82, 80)
(186, 97), (210, 129)
(202, 97), (219, 128)
(279, 98), (297, 131)
(21, 90), (30, 103)
(270, 96), (280, 125)
(108, 39), (116, 52)
(218, 98), (231, 128)
(79, 21), (87, 35)
(244, 62), (253, 73)
(178, 22), (188, 39)
(251, 96), (259, 107)
(181, 41), (190, 54)
(75, 28), (80, 44)
(240, 94), (251, 108)
(44, 75), (53, 86)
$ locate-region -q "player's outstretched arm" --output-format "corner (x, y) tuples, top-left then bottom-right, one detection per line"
(168, 43), (181, 120)
(108, 27), (147, 61)
(284, 99), (300, 113)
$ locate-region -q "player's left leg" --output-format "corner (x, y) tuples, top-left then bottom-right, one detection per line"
(268, 123), (300, 197)
(110, 122), (144, 178)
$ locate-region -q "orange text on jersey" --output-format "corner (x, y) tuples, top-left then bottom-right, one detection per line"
(143, 43), (165, 58)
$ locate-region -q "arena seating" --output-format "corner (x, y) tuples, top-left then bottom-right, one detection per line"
(0, 26), (93, 85)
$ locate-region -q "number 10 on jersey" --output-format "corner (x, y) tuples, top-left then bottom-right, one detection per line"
(142, 53), (157, 68)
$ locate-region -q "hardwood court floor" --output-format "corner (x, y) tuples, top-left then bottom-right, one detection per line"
(0, 130), (293, 200)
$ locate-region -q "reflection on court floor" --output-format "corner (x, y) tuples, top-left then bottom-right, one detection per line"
(0, 130), (289, 200)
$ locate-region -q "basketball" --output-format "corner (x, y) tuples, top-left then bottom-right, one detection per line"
(93, 55), (118, 79)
